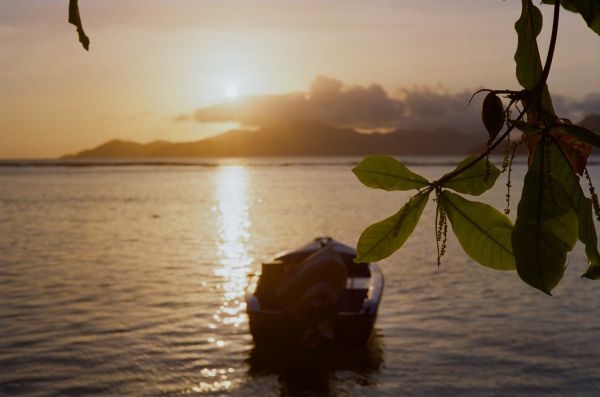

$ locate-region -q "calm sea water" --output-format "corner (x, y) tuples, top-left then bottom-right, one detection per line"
(1, 157), (600, 397)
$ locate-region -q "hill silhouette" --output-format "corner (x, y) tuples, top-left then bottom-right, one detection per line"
(62, 122), (480, 158)
(581, 113), (600, 131)
(65, 140), (171, 158)
(62, 116), (600, 159)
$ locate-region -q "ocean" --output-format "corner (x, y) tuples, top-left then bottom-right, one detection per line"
(1, 157), (599, 396)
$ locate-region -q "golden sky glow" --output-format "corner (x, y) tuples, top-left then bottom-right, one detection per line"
(1, 0), (599, 158)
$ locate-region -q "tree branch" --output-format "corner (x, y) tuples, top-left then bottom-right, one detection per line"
(534, 0), (560, 95)
(435, 1), (561, 187)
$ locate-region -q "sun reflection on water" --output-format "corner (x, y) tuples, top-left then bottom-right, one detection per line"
(191, 368), (235, 393)
(213, 165), (252, 330)
(193, 166), (253, 393)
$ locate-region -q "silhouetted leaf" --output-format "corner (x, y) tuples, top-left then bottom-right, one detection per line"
(553, 123), (600, 149)
(552, 132), (591, 176)
(482, 92), (505, 142)
(69, 0), (90, 50)
(355, 192), (429, 262)
(514, 0), (554, 115)
(549, 137), (586, 206)
(523, 122), (592, 174)
(545, 138), (600, 279)
(514, 0), (543, 88)
(442, 156), (500, 196)
(580, 199), (600, 279)
(440, 191), (515, 270)
(583, 264), (600, 279)
(542, 0), (600, 36)
(512, 137), (578, 294)
(353, 155), (429, 191)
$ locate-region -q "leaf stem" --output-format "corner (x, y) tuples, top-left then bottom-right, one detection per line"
(433, 1), (561, 189)
(433, 106), (527, 188)
(534, 1), (560, 96)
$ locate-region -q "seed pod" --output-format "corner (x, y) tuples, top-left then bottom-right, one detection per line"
(481, 92), (504, 143)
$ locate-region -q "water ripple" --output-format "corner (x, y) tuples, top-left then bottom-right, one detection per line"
(1, 162), (600, 396)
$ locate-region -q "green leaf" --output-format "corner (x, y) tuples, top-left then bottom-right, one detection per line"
(355, 192), (429, 262)
(547, 137), (586, 206)
(542, 0), (600, 36)
(515, 0), (543, 89)
(580, 198), (600, 279)
(353, 155), (429, 191)
(583, 264), (600, 280)
(514, 0), (555, 115)
(440, 191), (515, 270)
(512, 136), (578, 294)
(68, 0), (90, 50)
(544, 138), (600, 279)
(442, 156), (500, 196)
(553, 123), (600, 148)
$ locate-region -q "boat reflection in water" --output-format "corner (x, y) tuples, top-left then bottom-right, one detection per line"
(244, 237), (385, 394)
(247, 332), (384, 394)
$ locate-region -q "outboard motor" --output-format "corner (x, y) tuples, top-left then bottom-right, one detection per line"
(277, 244), (348, 346)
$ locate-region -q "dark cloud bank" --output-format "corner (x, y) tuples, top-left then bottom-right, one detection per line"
(177, 76), (600, 133)
(63, 77), (600, 158)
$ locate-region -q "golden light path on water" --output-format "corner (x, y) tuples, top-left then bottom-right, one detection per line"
(193, 165), (252, 394)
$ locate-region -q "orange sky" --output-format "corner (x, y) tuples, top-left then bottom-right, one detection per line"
(1, 0), (599, 158)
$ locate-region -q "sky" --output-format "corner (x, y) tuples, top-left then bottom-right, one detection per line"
(1, 0), (599, 158)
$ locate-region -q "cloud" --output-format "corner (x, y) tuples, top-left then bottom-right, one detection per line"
(176, 76), (600, 132)
(553, 92), (600, 122)
(173, 114), (190, 122)
(393, 86), (482, 132)
(180, 76), (405, 130)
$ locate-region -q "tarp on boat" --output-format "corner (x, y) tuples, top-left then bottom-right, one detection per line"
(276, 237), (358, 264)
(277, 245), (348, 330)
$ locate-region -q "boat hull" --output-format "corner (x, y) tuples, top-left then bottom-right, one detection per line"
(247, 308), (378, 346)
(246, 238), (383, 346)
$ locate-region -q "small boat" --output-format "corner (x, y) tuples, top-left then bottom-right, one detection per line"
(246, 237), (384, 346)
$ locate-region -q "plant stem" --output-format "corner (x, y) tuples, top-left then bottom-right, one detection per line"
(435, 108), (526, 186)
(534, 1), (560, 95)
(435, 1), (561, 187)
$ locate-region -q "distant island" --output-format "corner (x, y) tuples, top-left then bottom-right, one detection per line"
(62, 114), (600, 159)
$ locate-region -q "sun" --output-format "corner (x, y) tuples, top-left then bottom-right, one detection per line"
(225, 83), (239, 99)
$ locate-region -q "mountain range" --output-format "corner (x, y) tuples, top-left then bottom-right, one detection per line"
(62, 114), (600, 159)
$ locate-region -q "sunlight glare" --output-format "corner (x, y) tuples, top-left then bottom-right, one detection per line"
(225, 83), (239, 99)
(212, 165), (252, 333)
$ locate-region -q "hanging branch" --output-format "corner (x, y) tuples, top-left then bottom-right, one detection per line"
(69, 0), (90, 50)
